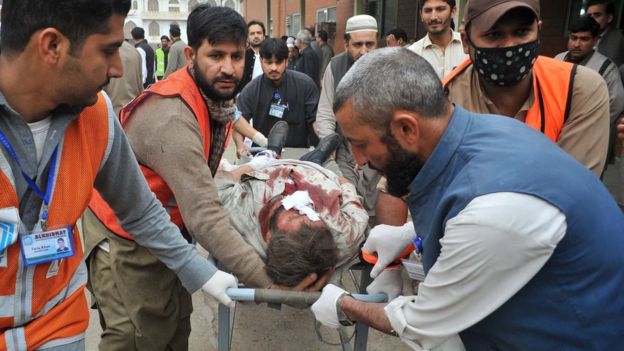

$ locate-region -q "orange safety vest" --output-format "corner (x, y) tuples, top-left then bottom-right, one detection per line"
(0, 93), (109, 350)
(88, 67), (233, 240)
(443, 56), (577, 142)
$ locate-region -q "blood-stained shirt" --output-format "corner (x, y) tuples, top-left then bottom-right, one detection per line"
(215, 160), (368, 266)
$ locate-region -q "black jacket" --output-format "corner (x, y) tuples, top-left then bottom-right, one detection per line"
(135, 39), (155, 87)
(241, 47), (257, 91)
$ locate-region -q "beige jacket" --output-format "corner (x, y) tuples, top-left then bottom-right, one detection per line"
(123, 94), (273, 288)
(104, 41), (144, 116)
(446, 63), (609, 176)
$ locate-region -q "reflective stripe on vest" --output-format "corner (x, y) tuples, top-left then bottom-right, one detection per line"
(88, 67), (234, 240)
(443, 56), (575, 142)
(0, 93), (109, 351)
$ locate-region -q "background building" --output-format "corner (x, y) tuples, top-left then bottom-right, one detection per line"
(241, 0), (624, 58)
(124, 0), (240, 43)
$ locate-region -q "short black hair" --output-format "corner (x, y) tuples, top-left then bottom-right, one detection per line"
(131, 26), (145, 40)
(318, 30), (329, 42)
(587, 0), (616, 16)
(570, 15), (601, 37)
(1, 0), (131, 55)
(386, 28), (408, 42)
(160, 35), (170, 41)
(259, 38), (288, 61)
(247, 20), (266, 36)
(169, 23), (181, 37)
(187, 4), (247, 50)
(420, 0), (456, 10)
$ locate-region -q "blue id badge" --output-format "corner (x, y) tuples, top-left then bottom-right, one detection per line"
(19, 225), (75, 266)
(268, 104), (287, 119)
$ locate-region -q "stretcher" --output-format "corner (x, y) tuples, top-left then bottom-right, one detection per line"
(217, 263), (386, 351)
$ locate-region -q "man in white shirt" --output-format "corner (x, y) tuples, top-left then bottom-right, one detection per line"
(311, 48), (624, 350)
(408, 0), (468, 78)
(240, 20), (266, 90)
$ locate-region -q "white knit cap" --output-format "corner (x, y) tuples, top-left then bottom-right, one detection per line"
(345, 15), (378, 34)
(286, 37), (295, 48)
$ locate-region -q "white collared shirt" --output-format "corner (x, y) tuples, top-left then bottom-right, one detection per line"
(252, 52), (263, 80)
(408, 31), (468, 79)
(384, 192), (566, 350)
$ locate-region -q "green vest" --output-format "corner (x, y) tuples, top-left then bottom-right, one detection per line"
(155, 48), (166, 77)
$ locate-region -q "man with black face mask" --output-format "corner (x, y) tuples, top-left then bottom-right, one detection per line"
(444, 0), (610, 177)
(84, 5), (320, 350)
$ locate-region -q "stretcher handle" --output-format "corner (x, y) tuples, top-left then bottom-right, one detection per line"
(226, 288), (387, 305)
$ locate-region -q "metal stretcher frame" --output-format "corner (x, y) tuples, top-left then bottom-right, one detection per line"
(217, 263), (385, 351)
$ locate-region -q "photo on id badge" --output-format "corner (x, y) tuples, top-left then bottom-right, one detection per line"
(19, 225), (76, 266)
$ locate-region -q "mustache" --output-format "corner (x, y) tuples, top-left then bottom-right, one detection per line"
(214, 75), (240, 83)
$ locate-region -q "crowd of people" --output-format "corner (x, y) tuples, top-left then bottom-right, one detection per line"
(1, 0), (623, 350)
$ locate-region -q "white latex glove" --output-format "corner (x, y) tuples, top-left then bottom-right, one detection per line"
(310, 284), (348, 329)
(251, 132), (268, 147)
(363, 222), (417, 278)
(247, 150), (276, 170)
(366, 268), (403, 301)
(201, 271), (238, 308)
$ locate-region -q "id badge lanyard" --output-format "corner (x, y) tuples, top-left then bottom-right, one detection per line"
(0, 130), (58, 230)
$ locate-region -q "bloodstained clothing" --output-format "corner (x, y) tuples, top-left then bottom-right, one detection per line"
(216, 160), (368, 266)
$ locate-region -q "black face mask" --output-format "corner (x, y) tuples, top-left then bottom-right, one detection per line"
(471, 40), (539, 87)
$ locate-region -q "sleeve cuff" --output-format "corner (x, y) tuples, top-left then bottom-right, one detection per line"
(384, 296), (416, 337)
(176, 254), (218, 293)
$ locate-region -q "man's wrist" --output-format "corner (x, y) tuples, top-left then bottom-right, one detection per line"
(336, 293), (354, 326)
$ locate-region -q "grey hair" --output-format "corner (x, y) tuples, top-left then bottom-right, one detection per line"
(296, 30), (313, 46)
(334, 47), (449, 134)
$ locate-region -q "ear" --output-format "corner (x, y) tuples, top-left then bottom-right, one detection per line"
(390, 111), (420, 152)
(36, 28), (69, 66)
(451, 6), (457, 18)
(184, 46), (195, 69)
(537, 20), (543, 32)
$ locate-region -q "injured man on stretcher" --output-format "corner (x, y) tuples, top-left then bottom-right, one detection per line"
(214, 148), (369, 288)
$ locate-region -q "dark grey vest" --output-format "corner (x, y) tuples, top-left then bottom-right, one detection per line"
(330, 52), (353, 91)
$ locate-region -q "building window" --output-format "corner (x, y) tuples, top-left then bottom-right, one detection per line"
(149, 21), (160, 37)
(316, 7), (337, 41)
(223, 0), (235, 9)
(147, 0), (158, 12)
(124, 20), (137, 39)
(132, 0), (137, 10)
(286, 13), (301, 37)
(188, 0), (198, 12)
(206, 0), (217, 6)
(316, 7), (337, 23)
(169, 0), (180, 13)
